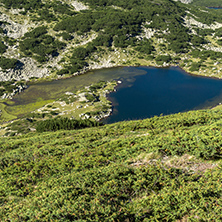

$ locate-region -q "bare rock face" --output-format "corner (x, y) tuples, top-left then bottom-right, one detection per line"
(1, 84), (28, 99)
(0, 14), (36, 39)
(19, 57), (50, 79)
(69, 0), (89, 11)
(184, 16), (222, 30)
(0, 13), (59, 81)
(0, 57), (50, 81)
(138, 22), (156, 40)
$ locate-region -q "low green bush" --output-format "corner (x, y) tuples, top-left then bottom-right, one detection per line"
(0, 57), (18, 69)
(189, 62), (201, 72)
(36, 117), (102, 132)
(0, 41), (7, 54)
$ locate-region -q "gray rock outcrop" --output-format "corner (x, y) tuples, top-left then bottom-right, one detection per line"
(0, 57), (50, 81)
(174, 0), (193, 4)
(69, 0), (89, 11)
(0, 14), (37, 39)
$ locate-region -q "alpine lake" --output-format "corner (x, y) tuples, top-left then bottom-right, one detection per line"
(6, 66), (222, 123)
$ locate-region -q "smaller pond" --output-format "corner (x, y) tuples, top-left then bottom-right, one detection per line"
(104, 66), (222, 124)
(208, 7), (222, 9)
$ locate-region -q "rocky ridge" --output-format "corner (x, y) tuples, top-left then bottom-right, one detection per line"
(67, 0), (89, 11)
(0, 0), (222, 85)
(1, 84), (27, 99)
(0, 13), (36, 39)
(184, 16), (222, 30)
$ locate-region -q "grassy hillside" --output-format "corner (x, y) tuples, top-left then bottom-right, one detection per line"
(1, 2), (222, 220)
(1, 109), (222, 221)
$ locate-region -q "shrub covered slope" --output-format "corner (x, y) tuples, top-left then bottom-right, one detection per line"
(1, 0), (222, 80)
(1, 109), (222, 221)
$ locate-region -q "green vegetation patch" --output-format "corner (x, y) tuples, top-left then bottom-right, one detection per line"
(57, 44), (96, 75)
(46, 1), (75, 16)
(56, 32), (73, 41)
(0, 0), (44, 12)
(0, 102), (16, 122)
(189, 62), (201, 72)
(0, 0), (221, 78)
(52, 0), (217, 74)
(155, 55), (172, 64)
(0, 57), (19, 70)
(0, 80), (19, 95)
(191, 0), (222, 8)
(54, 1), (186, 73)
(1, 109), (222, 220)
(5, 99), (54, 117)
(36, 117), (102, 132)
(0, 41), (7, 54)
(19, 26), (66, 63)
(135, 39), (154, 55)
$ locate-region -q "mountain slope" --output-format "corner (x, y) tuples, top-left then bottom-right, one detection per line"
(0, 0), (222, 86)
(1, 2), (222, 220)
(1, 109), (222, 220)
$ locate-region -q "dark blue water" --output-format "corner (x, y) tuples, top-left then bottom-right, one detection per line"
(208, 7), (222, 9)
(104, 66), (222, 123)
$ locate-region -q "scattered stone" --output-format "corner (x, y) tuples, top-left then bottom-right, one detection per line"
(70, 0), (89, 11)
(1, 84), (27, 99)
(174, 0), (192, 4)
(0, 13), (37, 39)
(65, 92), (74, 95)
(184, 16), (222, 30)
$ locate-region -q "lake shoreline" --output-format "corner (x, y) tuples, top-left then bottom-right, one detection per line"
(103, 66), (222, 124)
(1, 64), (222, 125)
(2, 59), (221, 101)
(27, 59), (222, 86)
(61, 62), (222, 84)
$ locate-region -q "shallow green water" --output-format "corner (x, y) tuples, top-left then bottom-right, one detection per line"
(7, 67), (146, 110)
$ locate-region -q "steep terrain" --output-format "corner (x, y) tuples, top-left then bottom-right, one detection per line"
(176, 0), (222, 7)
(190, 0), (222, 7)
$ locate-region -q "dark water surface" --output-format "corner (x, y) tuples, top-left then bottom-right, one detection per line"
(104, 66), (222, 123)
(9, 66), (222, 123)
(208, 7), (222, 9)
